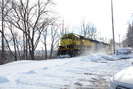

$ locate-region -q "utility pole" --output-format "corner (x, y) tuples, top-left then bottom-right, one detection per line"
(111, 0), (115, 54)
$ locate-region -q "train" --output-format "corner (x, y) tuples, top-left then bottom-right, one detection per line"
(57, 33), (110, 58)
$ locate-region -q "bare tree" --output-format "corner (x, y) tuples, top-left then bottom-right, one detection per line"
(49, 24), (60, 59)
(5, 0), (55, 60)
(80, 19), (97, 39)
(41, 20), (68, 60)
(97, 33), (108, 43)
(5, 24), (18, 61)
(0, 0), (12, 64)
(59, 20), (68, 36)
(4, 22), (24, 61)
(1, 0), (5, 64)
(41, 27), (48, 60)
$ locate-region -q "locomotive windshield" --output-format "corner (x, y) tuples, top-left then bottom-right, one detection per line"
(61, 35), (73, 39)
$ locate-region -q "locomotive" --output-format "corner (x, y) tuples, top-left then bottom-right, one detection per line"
(57, 33), (110, 58)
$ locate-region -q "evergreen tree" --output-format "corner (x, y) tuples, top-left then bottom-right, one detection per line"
(126, 23), (133, 47)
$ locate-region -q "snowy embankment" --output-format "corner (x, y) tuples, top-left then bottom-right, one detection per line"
(0, 53), (133, 89)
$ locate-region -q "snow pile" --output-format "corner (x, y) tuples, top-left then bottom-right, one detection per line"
(116, 48), (133, 59)
(116, 47), (132, 54)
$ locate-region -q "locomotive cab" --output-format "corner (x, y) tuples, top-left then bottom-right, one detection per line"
(60, 34), (74, 48)
(57, 33), (83, 58)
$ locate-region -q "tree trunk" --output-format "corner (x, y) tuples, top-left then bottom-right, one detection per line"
(1, 0), (5, 64)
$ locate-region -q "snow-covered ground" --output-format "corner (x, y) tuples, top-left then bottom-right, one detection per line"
(0, 53), (133, 89)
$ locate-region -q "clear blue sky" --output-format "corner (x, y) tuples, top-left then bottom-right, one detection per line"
(54, 0), (133, 42)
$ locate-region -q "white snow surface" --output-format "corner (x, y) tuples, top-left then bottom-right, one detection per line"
(0, 53), (133, 89)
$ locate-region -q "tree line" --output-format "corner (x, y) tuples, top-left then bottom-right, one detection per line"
(0, 0), (105, 64)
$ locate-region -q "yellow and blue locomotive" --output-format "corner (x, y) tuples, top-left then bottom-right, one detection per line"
(57, 33), (110, 58)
